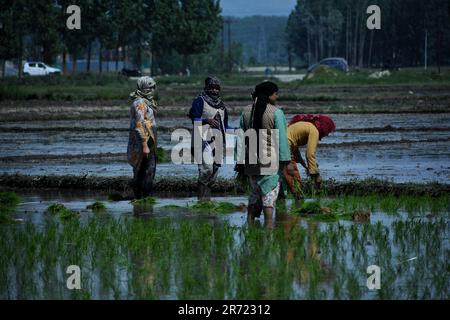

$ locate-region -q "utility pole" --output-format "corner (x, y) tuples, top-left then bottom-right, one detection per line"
(221, 21), (225, 72)
(424, 29), (428, 70)
(223, 18), (233, 73)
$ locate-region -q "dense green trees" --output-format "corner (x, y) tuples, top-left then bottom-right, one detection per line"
(287, 0), (450, 69)
(0, 0), (223, 76)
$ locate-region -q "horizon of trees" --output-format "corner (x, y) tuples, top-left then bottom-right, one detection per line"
(1, 0), (449, 78)
(0, 0), (230, 77)
(286, 0), (450, 70)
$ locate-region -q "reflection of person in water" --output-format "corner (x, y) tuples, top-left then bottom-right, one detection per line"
(127, 77), (158, 199)
(284, 115), (336, 199)
(277, 212), (329, 288)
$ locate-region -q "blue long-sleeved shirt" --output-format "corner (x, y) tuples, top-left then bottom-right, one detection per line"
(188, 96), (233, 130)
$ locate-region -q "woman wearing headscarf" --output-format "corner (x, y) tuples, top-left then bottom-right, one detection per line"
(127, 76), (158, 199)
(284, 114), (336, 199)
(188, 76), (232, 201)
(236, 81), (291, 225)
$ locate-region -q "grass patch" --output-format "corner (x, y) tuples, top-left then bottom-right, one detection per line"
(156, 147), (166, 163)
(189, 201), (241, 214)
(131, 197), (157, 206)
(2, 69), (448, 102)
(0, 192), (20, 211)
(46, 203), (79, 220)
(310, 212), (354, 222)
(291, 200), (322, 215)
(0, 192), (20, 224)
(86, 202), (107, 212)
(298, 66), (450, 86)
(290, 199), (355, 222)
(0, 208), (448, 299)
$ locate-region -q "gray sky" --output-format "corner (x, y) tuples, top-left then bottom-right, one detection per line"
(221, 0), (297, 17)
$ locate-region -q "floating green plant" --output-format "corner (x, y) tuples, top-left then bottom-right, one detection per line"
(86, 202), (107, 212)
(46, 203), (67, 214)
(46, 203), (79, 220)
(291, 200), (322, 215)
(189, 201), (241, 214)
(131, 197), (157, 206)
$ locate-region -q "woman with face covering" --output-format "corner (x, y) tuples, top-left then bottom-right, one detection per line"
(284, 114), (336, 199)
(188, 76), (233, 201)
(236, 81), (291, 226)
(127, 76), (158, 199)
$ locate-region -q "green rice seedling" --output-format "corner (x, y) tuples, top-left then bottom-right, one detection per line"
(189, 201), (240, 214)
(0, 192), (20, 209)
(46, 203), (79, 220)
(86, 202), (107, 212)
(131, 197), (157, 206)
(214, 202), (241, 213)
(310, 212), (353, 222)
(46, 203), (67, 215)
(156, 147), (166, 163)
(0, 192), (20, 223)
(379, 196), (401, 214)
(291, 200), (322, 215)
(0, 213), (15, 224)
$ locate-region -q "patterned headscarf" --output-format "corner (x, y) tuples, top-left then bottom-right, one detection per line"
(289, 114), (336, 140)
(130, 76), (157, 109)
(200, 76), (225, 109)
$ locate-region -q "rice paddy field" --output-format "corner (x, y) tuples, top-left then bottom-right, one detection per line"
(0, 72), (449, 300)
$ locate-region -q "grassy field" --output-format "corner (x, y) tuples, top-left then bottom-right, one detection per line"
(0, 69), (449, 122)
(1, 69), (449, 102)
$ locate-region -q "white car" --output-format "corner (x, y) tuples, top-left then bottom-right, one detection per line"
(23, 62), (61, 76)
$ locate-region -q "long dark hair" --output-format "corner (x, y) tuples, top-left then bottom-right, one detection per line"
(248, 81), (279, 165)
(251, 81), (279, 130)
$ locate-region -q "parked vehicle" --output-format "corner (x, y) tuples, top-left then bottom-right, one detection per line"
(307, 57), (350, 74)
(23, 62), (61, 76)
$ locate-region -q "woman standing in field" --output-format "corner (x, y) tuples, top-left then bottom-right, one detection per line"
(236, 81), (291, 225)
(284, 114), (336, 199)
(188, 76), (232, 201)
(127, 76), (158, 199)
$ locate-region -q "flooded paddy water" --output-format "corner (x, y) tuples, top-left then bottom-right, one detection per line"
(0, 190), (449, 299)
(1, 113), (449, 182)
(1, 95), (449, 300)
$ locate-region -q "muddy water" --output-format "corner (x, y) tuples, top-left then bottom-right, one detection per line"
(1, 190), (449, 299)
(2, 113), (450, 129)
(1, 140), (449, 183)
(1, 113), (450, 183)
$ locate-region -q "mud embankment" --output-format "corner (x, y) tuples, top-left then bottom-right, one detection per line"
(1, 173), (448, 197)
(2, 125), (450, 134)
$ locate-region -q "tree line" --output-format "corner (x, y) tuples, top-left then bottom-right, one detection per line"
(286, 0), (450, 70)
(0, 0), (225, 77)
